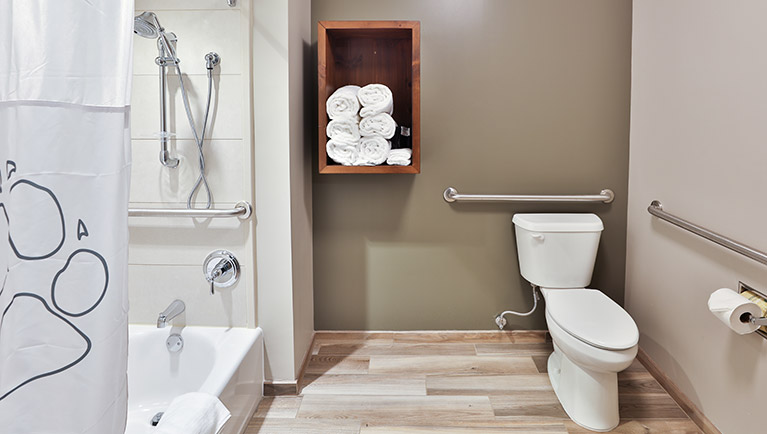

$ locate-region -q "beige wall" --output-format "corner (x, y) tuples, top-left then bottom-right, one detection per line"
(627, 1), (767, 432)
(312, 0), (632, 330)
(129, 0), (256, 327)
(253, 0), (314, 382)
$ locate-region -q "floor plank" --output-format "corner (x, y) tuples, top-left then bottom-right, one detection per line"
(390, 331), (550, 344)
(297, 394), (495, 423)
(318, 343), (477, 356)
(532, 355), (549, 373)
(369, 355), (538, 376)
(427, 374), (553, 396)
(253, 397), (302, 419)
(301, 374), (426, 396)
(304, 355), (370, 375)
(490, 394), (568, 420)
(361, 424), (568, 433)
(618, 371), (667, 395)
(564, 419), (702, 433)
(618, 393), (689, 419)
(475, 343), (554, 356)
(245, 418), (361, 434)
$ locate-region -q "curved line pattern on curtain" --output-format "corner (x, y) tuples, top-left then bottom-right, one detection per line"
(0, 1), (133, 433)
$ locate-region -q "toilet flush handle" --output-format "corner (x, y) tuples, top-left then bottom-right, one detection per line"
(531, 232), (545, 241)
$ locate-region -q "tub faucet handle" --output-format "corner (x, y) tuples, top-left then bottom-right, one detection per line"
(203, 250), (240, 295)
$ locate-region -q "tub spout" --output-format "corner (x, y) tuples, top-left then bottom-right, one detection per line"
(157, 299), (185, 328)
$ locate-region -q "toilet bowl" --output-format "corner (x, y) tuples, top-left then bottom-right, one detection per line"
(512, 213), (639, 432)
(542, 288), (638, 432)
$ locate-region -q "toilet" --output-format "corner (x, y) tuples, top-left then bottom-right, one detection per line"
(512, 213), (639, 432)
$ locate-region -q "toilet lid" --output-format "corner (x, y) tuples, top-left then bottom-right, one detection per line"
(544, 289), (638, 350)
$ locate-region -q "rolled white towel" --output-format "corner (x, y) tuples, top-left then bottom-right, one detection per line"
(326, 85), (361, 120)
(356, 136), (391, 166)
(359, 113), (397, 139)
(327, 139), (359, 166)
(358, 84), (394, 117)
(326, 117), (361, 142)
(386, 148), (412, 166)
(154, 392), (231, 434)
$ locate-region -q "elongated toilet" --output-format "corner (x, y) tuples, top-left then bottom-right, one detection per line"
(512, 213), (639, 432)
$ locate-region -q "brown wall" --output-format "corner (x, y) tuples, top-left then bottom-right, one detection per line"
(312, 0), (632, 330)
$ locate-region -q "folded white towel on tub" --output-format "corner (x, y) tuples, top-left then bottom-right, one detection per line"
(327, 139), (360, 166)
(387, 148), (412, 166)
(357, 136), (392, 166)
(359, 113), (397, 139)
(154, 392), (231, 434)
(358, 84), (394, 117)
(326, 117), (361, 142)
(326, 85), (361, 120)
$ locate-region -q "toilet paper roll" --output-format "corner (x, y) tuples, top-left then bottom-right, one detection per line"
(707, 288), (761, 335)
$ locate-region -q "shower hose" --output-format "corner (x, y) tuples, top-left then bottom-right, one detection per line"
(171, 62), (214, 209)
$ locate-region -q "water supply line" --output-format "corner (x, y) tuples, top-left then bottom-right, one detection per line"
(494, 284), (541, 330)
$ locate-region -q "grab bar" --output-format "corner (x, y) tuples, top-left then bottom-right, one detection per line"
(129, 201), (252, 220)
(648, 200), (767, 266)
(443, 187), (614, 204)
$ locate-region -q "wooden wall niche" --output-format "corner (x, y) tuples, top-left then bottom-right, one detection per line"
(318, 21), (421, 174)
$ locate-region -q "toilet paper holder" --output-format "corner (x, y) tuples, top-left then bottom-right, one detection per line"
(738, 282), (767, 338)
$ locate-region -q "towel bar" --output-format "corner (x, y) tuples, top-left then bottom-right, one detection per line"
(129, 201), (252, 220)
(442, 187), (614, 204)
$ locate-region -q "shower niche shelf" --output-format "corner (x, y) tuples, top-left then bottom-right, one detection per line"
(318, 20), (421, 174)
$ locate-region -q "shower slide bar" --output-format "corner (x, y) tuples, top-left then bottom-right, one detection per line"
(442, 187), (615, 204)
(648, 200), (767, 266)
(129, 201), (252, 220)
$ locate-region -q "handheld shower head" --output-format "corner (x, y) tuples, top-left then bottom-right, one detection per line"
(134, 12), (160, 38)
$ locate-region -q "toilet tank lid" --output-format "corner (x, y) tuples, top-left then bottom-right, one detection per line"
(512, 213), (604, 233)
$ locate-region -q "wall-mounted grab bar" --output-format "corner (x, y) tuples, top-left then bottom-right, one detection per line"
(129, 201), (252, 220)
(443, 187), (614, 204)
(648, 200), (767, 267)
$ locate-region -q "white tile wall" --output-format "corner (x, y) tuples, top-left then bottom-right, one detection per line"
(131, 74), (245, 140)
(129, 1), (254, 327)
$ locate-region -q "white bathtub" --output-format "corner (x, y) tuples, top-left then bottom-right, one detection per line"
(126, 325), (264, 434)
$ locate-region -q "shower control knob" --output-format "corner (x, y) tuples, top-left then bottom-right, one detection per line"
(203, 250), (240, 295)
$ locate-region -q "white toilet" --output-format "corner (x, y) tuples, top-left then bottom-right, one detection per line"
(512, 213), (639, 432)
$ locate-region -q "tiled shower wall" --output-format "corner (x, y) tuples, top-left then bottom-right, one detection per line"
(129, 0), (255, 327)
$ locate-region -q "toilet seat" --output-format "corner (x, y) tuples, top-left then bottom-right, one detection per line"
(543, 288), (638, 351)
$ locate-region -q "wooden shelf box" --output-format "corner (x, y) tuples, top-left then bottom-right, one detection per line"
(318, 21), (421, 174)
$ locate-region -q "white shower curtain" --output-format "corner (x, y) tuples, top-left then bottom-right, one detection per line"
(0, 1), (133, 433)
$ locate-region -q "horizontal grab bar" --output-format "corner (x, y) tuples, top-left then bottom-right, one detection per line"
(442, 187), (614, 204)
(648, 200), (767, 266)
(129, 201), (252, 220)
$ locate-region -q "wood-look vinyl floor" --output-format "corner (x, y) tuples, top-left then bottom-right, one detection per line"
(246, 332), (702, 434)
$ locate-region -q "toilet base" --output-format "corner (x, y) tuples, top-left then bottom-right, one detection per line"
(548, 343), (619, 432)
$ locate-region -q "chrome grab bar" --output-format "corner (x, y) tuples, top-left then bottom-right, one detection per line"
(648, 200), (767, 267)
(129, 201), (252, 220)
(442, 187), (614, 204)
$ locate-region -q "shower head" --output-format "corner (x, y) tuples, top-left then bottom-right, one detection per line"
(134, 12), (179, 64)
(134, 11), (160, 39)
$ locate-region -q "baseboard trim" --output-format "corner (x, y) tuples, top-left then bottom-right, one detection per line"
(263, 381), (299, 396)
(637, 348), (720, 434)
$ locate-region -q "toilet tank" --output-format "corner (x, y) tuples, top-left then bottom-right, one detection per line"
(512, 213), (603, 288)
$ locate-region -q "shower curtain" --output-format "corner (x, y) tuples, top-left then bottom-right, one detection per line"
(0, 1), (133, 433)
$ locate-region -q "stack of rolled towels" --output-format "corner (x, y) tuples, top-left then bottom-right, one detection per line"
(326, 83), (410, 166)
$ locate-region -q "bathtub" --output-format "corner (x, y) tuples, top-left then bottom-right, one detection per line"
(126, 325), (264, 434)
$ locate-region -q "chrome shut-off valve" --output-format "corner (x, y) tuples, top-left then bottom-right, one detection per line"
(203, 250), (240, 295)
